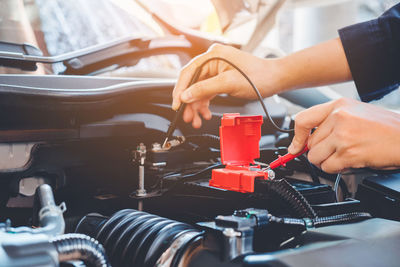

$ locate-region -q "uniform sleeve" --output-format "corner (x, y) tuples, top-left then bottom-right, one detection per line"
(338, 3), (400, 102)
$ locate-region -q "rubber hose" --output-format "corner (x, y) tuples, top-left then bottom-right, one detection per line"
(185, 134), (220, 149)
(268, 179), (317, 218)
(75, 209), (202, 267)
(51, 233), (110, 267)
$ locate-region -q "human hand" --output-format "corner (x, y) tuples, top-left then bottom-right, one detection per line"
(172, 44), (283, 128)
(288, 98), (400, 173)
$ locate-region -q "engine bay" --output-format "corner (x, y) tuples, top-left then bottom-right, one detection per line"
(0, 75), (399, 267)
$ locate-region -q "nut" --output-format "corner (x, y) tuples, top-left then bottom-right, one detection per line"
(267, 169), (275, 180)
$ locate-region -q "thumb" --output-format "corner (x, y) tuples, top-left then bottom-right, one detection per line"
(288, 101), (334, 154)
(180, 71), (234, 103)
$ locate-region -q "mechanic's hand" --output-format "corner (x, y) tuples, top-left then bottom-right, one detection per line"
(288, 98), (400, 173)
(172, 44), (282, 128)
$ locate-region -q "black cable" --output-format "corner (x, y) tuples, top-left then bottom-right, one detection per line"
(311, 212), (372, 227)
(268, 211), (372, 229)
(148, 162), (222, 192)
(184, 134), (220, 149)
(298, 154), (320, 184)
(164, 163), (223, 182)
(193, 57), (293, 133)
(164, 67), (203, 146)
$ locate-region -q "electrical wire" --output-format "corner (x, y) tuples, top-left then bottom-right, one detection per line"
(184, 134), (220, 149)
(334, 173), (342, 202)
(192, 57), (294, 133)
(298, 154), (320, 184)
(267, 179), (317, 218)
(313, 168), (350, 198)
(163, 163), (223, 182)
(268, 211), (372, 229)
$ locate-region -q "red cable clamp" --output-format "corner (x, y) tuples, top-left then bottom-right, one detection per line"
(209, 113), (309, 193)
(210, 113), (266, 193)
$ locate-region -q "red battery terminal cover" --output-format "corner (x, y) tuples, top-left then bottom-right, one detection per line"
(210, 113), (267, 193)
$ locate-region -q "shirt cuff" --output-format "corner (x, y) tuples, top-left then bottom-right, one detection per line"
(339, 19), (399, 102)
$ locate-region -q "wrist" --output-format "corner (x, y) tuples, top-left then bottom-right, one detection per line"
(257, 57), (291, 96)
(368, 111), (400, 169)
(272, 56), (297, 94)
(388, 115), (400, 167)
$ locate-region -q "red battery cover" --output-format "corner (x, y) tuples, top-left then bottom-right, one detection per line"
(209, 113), (268, 193)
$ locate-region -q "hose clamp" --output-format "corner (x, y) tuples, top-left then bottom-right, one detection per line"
(39, 202), (66, 221)
(156, 231), (201, 267)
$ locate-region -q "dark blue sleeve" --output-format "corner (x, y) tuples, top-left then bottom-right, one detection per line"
(338, 3), (400, 102)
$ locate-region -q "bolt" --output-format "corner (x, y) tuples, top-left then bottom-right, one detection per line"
(267, 169), (275, 180)
(138, 143), (146, 153)
(152, 142), (162, 151)
(135, 143), (147, 197)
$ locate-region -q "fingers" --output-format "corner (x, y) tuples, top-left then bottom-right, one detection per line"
(172, 64), (196, 110)
(183, 105), (194, 123)
(308, 133), (348, 173)
(307, 135), (336, 168)
(172, 44), (238, 110)
(317, 146), (362, 173)
(198, 103), (212, 120)
(192, 108), (202, 128)
(183, 101), (212, 128)
(288, 101), (335, 154)
(172, 48), (219, 110)
(307, 114), (335, 149)
(320, 153), (345, 173)
(180, 71), (233, 104)
(172, 62), (202, 110)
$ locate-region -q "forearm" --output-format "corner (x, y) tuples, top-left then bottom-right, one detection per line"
(273, 38), (352, 93)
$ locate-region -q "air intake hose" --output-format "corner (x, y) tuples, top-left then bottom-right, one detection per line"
(75, 209), (203, 267)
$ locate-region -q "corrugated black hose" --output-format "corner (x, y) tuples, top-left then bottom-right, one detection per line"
(268, 212), (372, 230)
(51, 233), (110, 267)
(267, 179), (317, 218)
(265, 178), (371, 231)
(311, 212), (372, 227)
